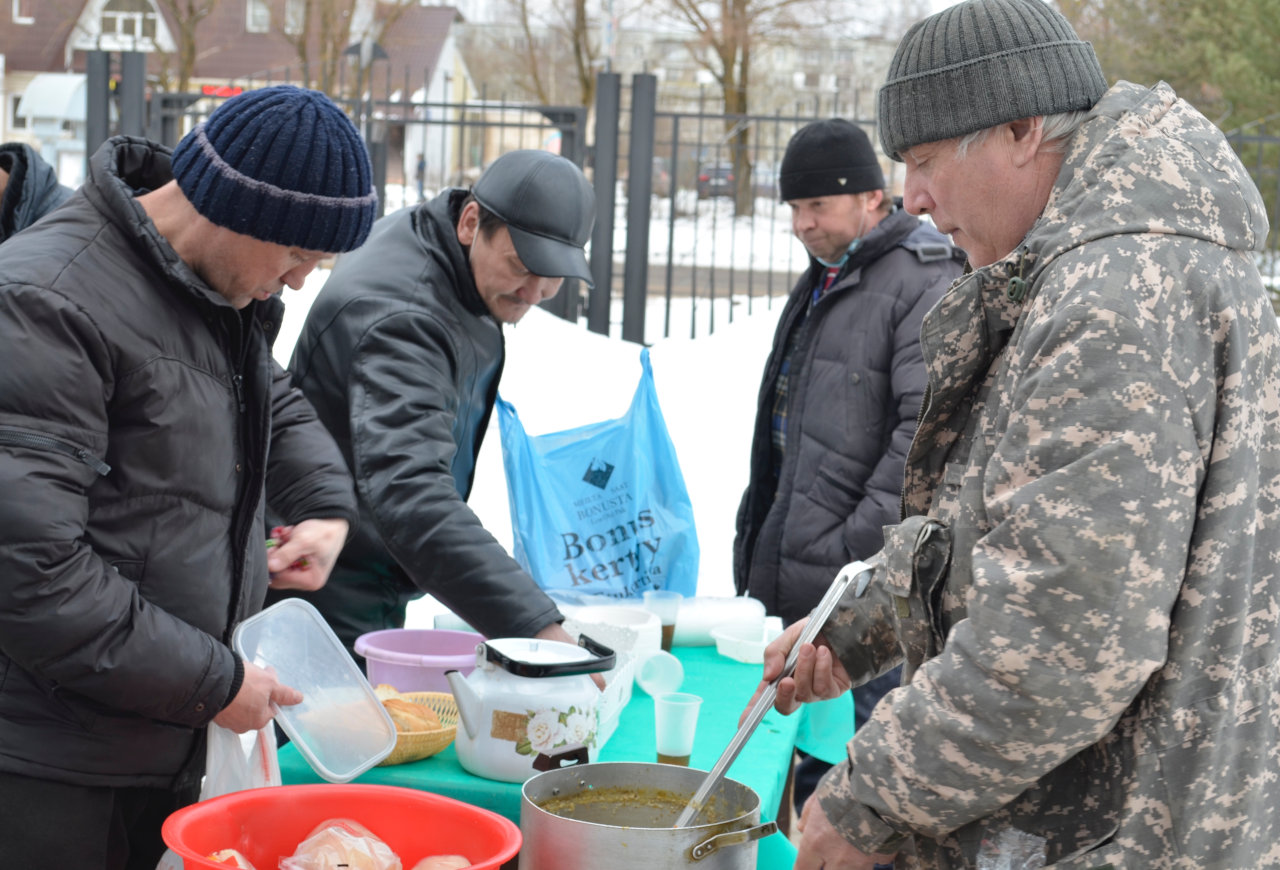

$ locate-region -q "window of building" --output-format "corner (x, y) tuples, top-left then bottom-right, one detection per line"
(246, 0), (270, 33)
(100, 0), (159, 48)
(13, 0), (35, 24)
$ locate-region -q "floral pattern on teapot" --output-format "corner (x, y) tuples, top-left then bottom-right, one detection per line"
(512, 705), (598, 757)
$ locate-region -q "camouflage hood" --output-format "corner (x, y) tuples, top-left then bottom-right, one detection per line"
(1031, 80), (1269, 277)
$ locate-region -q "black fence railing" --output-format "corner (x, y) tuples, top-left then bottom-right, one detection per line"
(86, 52), (1280, 338)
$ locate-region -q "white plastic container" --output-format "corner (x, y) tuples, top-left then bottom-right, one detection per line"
(233, 598), (396, 782)
(711, 618), (784, 665)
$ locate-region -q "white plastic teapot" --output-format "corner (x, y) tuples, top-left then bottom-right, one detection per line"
(445, 635), (615, 783)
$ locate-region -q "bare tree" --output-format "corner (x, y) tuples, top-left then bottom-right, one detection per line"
(271, 0), (412, 97)
(153, 0), (220, 92)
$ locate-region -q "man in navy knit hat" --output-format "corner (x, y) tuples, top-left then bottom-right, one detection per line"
(0, 85), (371, 868)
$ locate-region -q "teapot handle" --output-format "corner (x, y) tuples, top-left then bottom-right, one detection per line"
(484, 634), (616, 677)
(533, 744), (591, 771)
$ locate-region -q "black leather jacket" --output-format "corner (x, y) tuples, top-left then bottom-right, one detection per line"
(286, 190), (562, 639)
(0, 137), (357, 788)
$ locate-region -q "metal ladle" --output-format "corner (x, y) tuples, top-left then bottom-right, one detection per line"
(673, 558), (879, 828)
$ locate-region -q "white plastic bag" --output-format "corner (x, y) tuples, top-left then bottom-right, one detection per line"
(155, 724), (281, 869)
(200, 722), (281, 800)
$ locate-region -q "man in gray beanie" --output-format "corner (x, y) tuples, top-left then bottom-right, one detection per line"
(0, 85), (368, 867)
(734, 117), (962, 823)
(754, 1), (1280, 868)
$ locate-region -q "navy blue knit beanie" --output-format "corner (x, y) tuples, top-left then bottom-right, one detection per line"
(171, 85), (377, 252)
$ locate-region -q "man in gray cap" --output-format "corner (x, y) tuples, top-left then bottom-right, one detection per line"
(733, 118), (962, 820)
(275, 149), (597, 662)
(753, 0), (1280, 868)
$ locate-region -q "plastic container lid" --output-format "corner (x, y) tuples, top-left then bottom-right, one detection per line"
(232, 599), (396, 782)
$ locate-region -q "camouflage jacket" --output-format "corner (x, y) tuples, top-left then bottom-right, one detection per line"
(816, 82), (1280, 869)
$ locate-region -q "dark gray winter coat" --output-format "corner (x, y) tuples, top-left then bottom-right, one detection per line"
(0, 137), (357, 789)
(734, 207), (963, 625)
(0, 142), (72, 242)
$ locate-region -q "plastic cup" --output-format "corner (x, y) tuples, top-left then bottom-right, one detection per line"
(635, 649), (684, 696)
(654, 691), (702, 766)
(642, 589), (683, 652)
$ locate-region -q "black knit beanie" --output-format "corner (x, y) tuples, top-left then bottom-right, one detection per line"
(877, 0), (1107, 160)
(171, 85), (378, 252)
(778, 119), (885, 202)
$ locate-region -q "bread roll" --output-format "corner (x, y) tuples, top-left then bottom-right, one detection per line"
(382, 697), (442, 732)
(411, 856), (470, 869)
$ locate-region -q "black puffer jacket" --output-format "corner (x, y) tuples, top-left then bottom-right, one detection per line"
(734, 208), (964, 625)
(0, 137), (357, 789)
(284, 190), (562, 640)
(0, 142), (72, 243)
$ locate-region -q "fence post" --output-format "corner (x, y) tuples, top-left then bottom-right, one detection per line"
(621, 73), (657, 345)
(85, 51), (111, 167)
(119, 52), (146, 138)
(588, 72), (621, 335)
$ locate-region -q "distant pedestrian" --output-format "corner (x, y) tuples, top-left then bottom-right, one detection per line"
(415, 154), (426, 202)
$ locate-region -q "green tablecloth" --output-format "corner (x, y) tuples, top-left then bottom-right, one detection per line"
(278, 645), (798, 868)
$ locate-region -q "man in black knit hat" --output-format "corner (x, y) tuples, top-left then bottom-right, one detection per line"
(733, 117), (963, 822)
(0, 85), (371, 868)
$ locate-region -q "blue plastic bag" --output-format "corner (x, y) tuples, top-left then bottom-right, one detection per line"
(497, 348), (699, 599)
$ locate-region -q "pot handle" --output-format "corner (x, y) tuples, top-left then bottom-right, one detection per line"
(690, 821), (779, 861)
(532, 744), (591, 771)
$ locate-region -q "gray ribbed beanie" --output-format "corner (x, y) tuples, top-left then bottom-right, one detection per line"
(877, 0), (1107, 160)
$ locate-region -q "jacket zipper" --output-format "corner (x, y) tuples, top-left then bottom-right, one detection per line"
(0, 427), (111, 476)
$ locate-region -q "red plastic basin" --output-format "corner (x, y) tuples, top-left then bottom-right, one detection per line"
(162, 783), (521, 869)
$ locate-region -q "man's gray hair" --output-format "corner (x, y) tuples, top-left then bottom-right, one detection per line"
(954, 111), (1092, 159)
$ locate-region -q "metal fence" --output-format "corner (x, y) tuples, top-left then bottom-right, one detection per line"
(88, 56), (1280, 338)
(1224, 114), (1280, 304)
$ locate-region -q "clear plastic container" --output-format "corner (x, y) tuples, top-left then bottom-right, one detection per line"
(232, 599), (396, 782)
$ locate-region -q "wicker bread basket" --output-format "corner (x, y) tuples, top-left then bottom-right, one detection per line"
(378, 691), (459, 766)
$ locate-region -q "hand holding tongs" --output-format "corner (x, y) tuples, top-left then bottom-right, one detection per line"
(673, 558), (878, 828)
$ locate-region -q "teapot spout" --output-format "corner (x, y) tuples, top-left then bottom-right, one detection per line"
(445, 669), (480, 739)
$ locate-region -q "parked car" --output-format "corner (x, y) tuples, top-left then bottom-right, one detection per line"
(696, 162), (735, 199)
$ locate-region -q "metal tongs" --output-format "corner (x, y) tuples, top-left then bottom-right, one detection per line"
(673, 558), (878, 828)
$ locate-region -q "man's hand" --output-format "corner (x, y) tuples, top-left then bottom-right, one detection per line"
(213, 661), (303, 733)
(266, 517), (349, 591)
(739, 616), (852, 726)
(535, 622), (607, 690)
(794, 795), (898, 870)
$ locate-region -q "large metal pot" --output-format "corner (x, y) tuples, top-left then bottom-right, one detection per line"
(519, 761), (777, 869)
